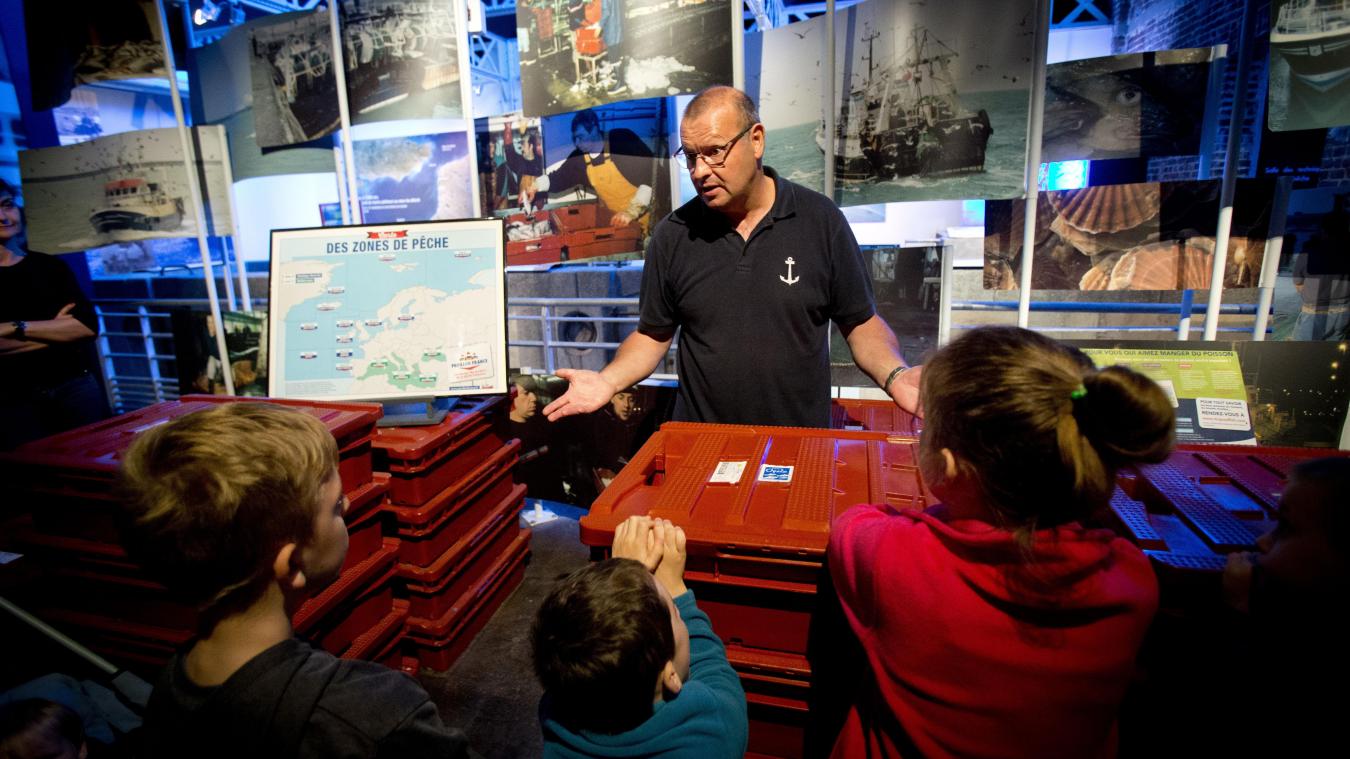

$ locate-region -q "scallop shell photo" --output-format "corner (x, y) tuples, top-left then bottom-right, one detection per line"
(1048, 183), (1161, 234)
(1108, 241), (1212, 290)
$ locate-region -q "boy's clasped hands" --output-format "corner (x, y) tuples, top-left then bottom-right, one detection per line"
(612, 515), (688, 598)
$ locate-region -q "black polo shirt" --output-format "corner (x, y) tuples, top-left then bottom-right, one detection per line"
(639, 167), (875, 427)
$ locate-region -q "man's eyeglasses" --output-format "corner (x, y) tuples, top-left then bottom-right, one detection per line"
(673, 124), (754, 170)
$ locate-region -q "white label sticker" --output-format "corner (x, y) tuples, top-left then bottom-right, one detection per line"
(709, 461), (746, 484)
(758, 464), (794, 483)
(1196, 397), (1251, 430)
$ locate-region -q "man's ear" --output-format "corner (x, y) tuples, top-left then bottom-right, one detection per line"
(273, 542), (306, 591)
(660, 660), (683, 698)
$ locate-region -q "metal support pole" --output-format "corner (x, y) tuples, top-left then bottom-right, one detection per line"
(1252, 176), (1293, 340)
(1202, 0), (1254, 341)
(155, 0), (233, 394)
(938, 241), (953, 346)
(456, 0), (483, 218)
(1017, 0), (1051, 328)
(824, 0), (835, 199)
(328, 2), (361, 224)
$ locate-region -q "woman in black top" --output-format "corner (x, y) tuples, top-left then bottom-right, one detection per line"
(0, 179), (110, 449)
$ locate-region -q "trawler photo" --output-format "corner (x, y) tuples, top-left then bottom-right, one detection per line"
(819, 26), (992, 181)
(89, 178), (184, 234)
(1272, 0), (1350, 90)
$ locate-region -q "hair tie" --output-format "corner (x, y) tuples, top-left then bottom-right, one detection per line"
(1070, 385), (1087, 400)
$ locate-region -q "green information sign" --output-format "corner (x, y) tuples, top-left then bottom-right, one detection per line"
(1082, 347), (1255, 445)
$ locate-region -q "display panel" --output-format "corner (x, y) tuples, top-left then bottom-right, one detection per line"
(268, 217), (507, 400)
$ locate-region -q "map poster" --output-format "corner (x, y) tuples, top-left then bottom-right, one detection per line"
(268, 218), (507, 401)
(1081, 347), (1255, 445)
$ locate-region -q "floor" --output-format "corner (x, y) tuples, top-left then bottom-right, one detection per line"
(420, 503), (590, 758)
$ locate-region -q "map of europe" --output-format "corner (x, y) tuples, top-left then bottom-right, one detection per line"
(271, 224), (503, 400)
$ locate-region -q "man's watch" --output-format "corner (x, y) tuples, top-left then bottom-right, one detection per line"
(10, 320), (26, 340)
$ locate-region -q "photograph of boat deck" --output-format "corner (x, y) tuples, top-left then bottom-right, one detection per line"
(1268, 0), (1350, 131)
(516, 0), (733, 117)
(340, 0), (463, 124)
(826, 0), (1036, 206)
(17, 125), (233, 254)
(250, 10), (342, 148)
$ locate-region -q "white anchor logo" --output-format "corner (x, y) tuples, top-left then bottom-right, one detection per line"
(779, 257), (800, 285)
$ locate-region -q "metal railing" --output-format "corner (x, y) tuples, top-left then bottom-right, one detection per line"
(507, 296), (678, 379)
(951, 299), (1265, 335)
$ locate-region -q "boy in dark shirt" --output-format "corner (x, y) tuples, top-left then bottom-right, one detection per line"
(118, 402), (471, 759)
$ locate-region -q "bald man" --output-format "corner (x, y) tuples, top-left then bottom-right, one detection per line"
(543, 86), (919, 427)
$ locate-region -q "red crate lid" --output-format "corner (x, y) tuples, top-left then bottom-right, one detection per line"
(372, 396), (506, 466)
(2, 396), (382, 477)
(579, 422), (934, 558)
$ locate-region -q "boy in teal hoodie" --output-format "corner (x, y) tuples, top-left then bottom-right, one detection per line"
(532, 516), (747, 758)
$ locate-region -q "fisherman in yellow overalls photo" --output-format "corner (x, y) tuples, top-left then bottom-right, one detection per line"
(520, 110), (655, 235)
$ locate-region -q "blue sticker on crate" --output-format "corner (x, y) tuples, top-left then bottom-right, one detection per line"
(758, 465), (794, 483)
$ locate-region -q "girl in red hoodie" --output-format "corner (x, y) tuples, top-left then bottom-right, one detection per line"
(829, 326), (1174, 759)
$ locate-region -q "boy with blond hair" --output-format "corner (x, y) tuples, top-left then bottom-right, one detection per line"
(532, 516), (747, 758)
(118, 402), (471, 759)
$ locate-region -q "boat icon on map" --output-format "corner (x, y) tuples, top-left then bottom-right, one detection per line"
(379, 253), (396, 262)
(365, 319), (383, 327)
(327, 286), (346, 294)
(317, 302), (341, 311)
(336, 319), (354, 328)
(300, 351), (318, 359)
(336, 364), (353, 372)
(335, 350), (353, 358)
(299, 322), (318, 331)
(397, 314), (415, 322)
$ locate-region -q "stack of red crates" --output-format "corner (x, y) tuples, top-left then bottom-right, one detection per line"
(371, 396), (532, 672)
(579, 415), (935, 758)
(0, 395), (410, 673)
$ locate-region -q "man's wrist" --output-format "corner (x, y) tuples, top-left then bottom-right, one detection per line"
(8, 320), (26, 340)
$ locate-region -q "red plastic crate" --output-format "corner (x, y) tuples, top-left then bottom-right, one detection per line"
(372, 396), (509, 505)
(341, 473), (392, 573)
(293, 539), (399, 655)
(829, 398), (922, 436)
(385, 440), (522, 565)
(398, 487), (529, 619)
(404, 530), (531, 671)
(34, 607), (189, 672)
(3, 396), (382, 541)
(727, 645), (811, 759)
(343, 598), (410, 665)
(580, 423), (930, 655)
